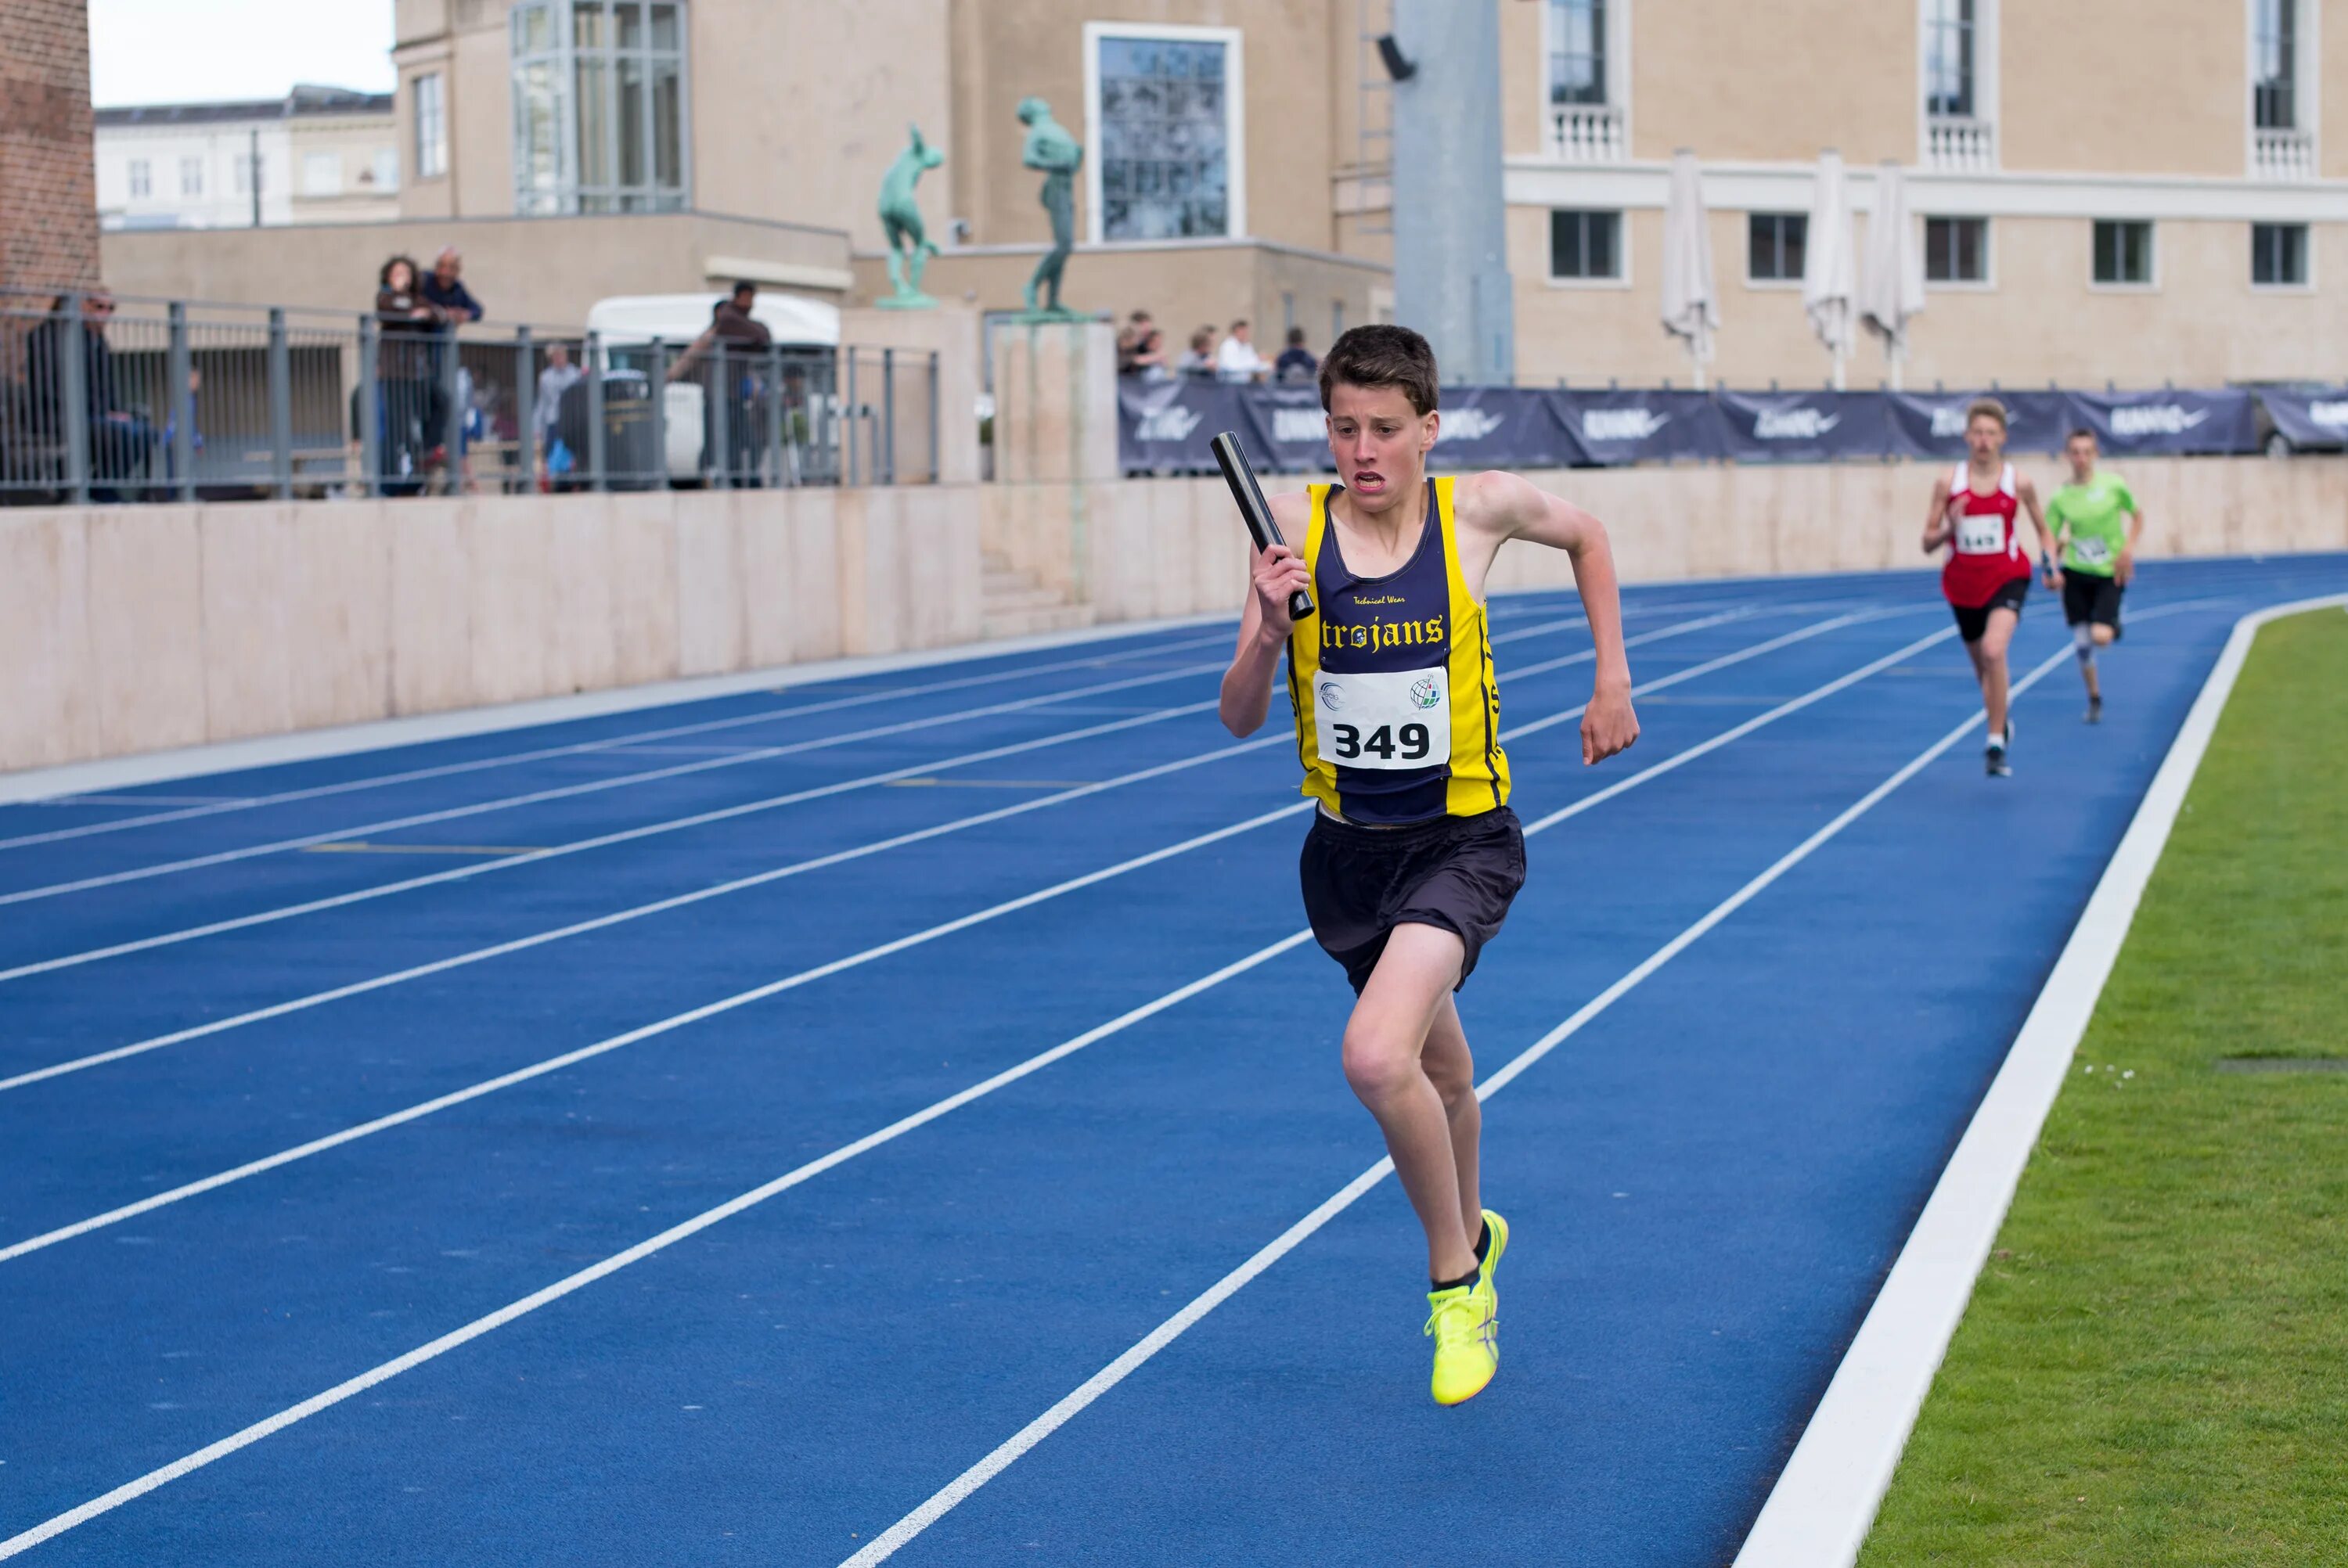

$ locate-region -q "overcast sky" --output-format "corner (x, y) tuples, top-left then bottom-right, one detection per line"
(88, 0), (395, 107)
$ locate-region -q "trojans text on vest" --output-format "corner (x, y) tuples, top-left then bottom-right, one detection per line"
(1320, 606), (1446, 650)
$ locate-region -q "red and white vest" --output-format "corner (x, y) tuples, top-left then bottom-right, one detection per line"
(1941, 462), (2031, 608)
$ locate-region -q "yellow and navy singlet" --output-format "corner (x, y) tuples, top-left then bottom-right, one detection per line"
(1285, 477), (1511, 825)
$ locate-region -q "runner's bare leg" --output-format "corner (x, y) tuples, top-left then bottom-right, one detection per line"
(1420, 991), (1482, 1243)
(1342, 922), (1479, 1282)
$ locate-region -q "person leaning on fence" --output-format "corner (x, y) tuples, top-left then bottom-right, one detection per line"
(374, 255), (452, 491)
(1176, 326), (1218, 379)
(1127, 326), (1171, 383)
(24, 290), (158, 500)
(1216, 318), (1267, 383)
(668, 281), (774, 486)
(1116, 309), (1155, 375)
(1275, 326), (1319, 387)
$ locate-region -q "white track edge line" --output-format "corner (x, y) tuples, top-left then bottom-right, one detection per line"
(1727, 592), (2348, 1568)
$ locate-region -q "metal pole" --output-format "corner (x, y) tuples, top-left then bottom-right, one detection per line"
(708, 342), (729, 491)
(167, 301), (195, 502)
(514, 325), (535, 494)
(845, 350), (859, 488)
(358, 315), (380, 498)
(585, 331), (606, 491)
(882, 347), (897, 486)
(767, 344), (787, 487)
(59, 293), (89, 503)
(650, 338), (669, 489)
(249, 126), (261, 228)
(440, 321), (463, 490)
(927, 349), (940, 483)
(267, 305), (293, 499)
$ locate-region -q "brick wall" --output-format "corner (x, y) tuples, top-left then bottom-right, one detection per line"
(0, 0), (100, 297)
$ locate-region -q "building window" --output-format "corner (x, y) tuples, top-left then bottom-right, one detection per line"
(373, 148), (401, 191)
(301, 152), (343, 196)
(1748, 212), (1807, 282)
(1548, 0), (1606, 106)
(2254, 0), (2297, 130)
(1089, 27), (1239, 242)
(2092, 220), (2154, 286)
(415, 72), (448, 179)
(1550, 209), (1622, 280)
(128, 158), (151, 198)
(510, 1), (689, 215)
(1924, 0), (1975, 117)
(1925, 215), (1988, 282)
(2253, 222), (2309, 286)
(179, 156), (203, 196)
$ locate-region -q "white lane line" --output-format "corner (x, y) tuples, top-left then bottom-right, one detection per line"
(0, 631), (1238, 853)
(0, 605), (1946, 1557)
(0, 610), (1897, 1089)
(836, 631), (2105, 1567)
(0, 604), (1762, 987)
(1729, 595), (2347, 1568)
(0, 662), (1233, 907)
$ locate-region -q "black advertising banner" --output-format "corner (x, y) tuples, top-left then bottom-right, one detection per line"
(2061, 388), (2257, 457)
(1548, 390), (1733, 465)
(1712, 390), (1894, 464)
(1884, 390), (2070, 459)
(1425, 385), (1578, 471)
(2253, 387), (2348, 450)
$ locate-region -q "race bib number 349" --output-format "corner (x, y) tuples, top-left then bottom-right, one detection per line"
(1954, 511), (2008, 555)
(1314, 667), (1452, 771)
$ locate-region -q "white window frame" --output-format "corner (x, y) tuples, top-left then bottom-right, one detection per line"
(1082, 20), (1247, 246)
(2245, 0), (2321, 166)
(1921, 214), (1996, 291)
(414, 71), (448, 180)
(2250, 221), (2315, 291)
(1537, 0), (1631, 132)
(1745, 210), (1808, 289)
(372, 147), (401, 192)
(1546, 207), (1630, 290)
(2087, 218), (2158, 293)
(1918, 0), (1998, 160)
(508, 1), (693, 217)
(128, 157), (151, 199)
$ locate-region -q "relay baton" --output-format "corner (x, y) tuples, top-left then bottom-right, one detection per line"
(1210, 430), (1313, 623)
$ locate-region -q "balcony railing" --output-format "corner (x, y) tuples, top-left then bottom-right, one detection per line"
(1925, 116), (1997, 172)
(2253, 126), (2317, 182)
(1547, 103), (1626, 163)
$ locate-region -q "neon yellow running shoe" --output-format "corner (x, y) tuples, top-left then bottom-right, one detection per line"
(1478, 1209), (1509, 1292)
(1424, 1279), (1499, 1406)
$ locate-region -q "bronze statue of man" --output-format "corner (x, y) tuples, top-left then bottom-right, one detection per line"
(877, 124), (944, 308)
(1017, 96), (1082, 318)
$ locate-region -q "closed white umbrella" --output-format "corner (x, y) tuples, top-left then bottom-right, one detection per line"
(1658, 149), (1719, 390)
(1802, 149), (1857, 390)
(1857, 160), (1927, 390)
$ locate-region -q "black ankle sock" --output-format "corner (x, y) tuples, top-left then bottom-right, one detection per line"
(1432, 1263), (1480, 1294)
(1473, 1219), (1492, 1265)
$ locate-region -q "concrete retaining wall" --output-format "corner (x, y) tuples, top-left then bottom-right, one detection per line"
(6, 456), (2344, 772)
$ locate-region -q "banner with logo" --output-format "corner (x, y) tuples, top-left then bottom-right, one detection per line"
(1548, 390), (1733, 465)
(1119, 379), (1243, 473)
(1884, 390), (2071, 459)
(2242, 387), (2348, 451)
(2061, 388), (2257, 457)
(1712, 390), (1895, 463)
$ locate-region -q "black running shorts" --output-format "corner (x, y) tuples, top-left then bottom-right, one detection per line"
(2062, 571), (2124, 632)
(1299, 806), (1526, 994)
(1950, 576), (2029, 643)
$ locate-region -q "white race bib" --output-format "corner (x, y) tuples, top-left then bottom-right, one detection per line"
(2070, 535), (2112, 565)
(1954, 509), (2008, 555)
(1314, 667), (1452, 771)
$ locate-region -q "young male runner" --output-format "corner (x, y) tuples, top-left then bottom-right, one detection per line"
(1217, 325), (1640, 1405)
(1921, 398), (2057, 777)
(2043, 428), (2145, 722)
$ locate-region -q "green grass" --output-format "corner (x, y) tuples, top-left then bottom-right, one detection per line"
(1860, 608), (2348, 1566)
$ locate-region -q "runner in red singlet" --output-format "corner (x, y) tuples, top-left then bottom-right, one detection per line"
(1921, 398), (2058, 777)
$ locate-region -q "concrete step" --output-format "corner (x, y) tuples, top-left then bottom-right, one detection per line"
(982, 603), (1097, 641)
(981, 568), (1035, 595)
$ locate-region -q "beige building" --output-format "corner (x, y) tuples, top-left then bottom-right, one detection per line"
(103, 1), (2348, 389)
(95, 87), (401, 232)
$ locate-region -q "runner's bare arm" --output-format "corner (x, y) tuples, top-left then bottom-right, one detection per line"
(1219, 490), (1315, 737)
(1921, 477), (1956, 552)
(2119, 505), (2146, 585)
(1457, 470), (1638, 765)
(2017, 476), (2058, 565)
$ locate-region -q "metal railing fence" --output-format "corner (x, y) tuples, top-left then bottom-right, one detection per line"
(0, 287), (940, 503)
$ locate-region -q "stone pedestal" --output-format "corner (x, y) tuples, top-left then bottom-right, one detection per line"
(837, 304), (981, 484)
(989, 319), (1118, 485)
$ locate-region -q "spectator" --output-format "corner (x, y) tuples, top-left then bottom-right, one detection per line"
(533, 340), (583, 482)
(1274, 326), (1318, 386)
(1128, 327), (1171, 383)
(670, 281), (774, 484)
(25, 289), (157, 500)
(1115, 308), (1155, 375)
(419, 246), (484, 322)
(1176, 326), (1217, 379)
(374, 254), (449, 491)
(1215, 318), (1266, 383)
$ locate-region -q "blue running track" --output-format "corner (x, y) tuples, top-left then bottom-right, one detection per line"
(2, 555), (2343, 1566)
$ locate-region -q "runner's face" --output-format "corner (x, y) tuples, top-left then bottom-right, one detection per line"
(2066, 437), (2096, 481)
(1966, 416), (2005, 464)
(1325, 382), (1436, 514)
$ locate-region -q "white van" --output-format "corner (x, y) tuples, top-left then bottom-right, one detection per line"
(582, 292), (840, 480)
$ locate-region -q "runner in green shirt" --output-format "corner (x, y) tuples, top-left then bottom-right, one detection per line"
(2044, 428), (2145, 723)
